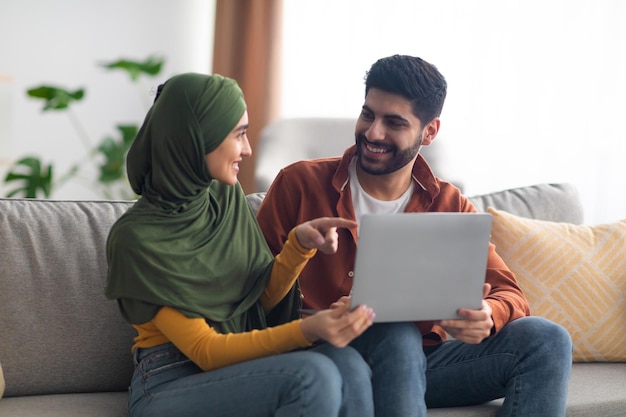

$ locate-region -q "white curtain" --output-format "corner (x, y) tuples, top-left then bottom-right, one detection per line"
(281, 0), (626, 224)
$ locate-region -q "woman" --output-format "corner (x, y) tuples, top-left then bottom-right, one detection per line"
(105, 73), (375, 417)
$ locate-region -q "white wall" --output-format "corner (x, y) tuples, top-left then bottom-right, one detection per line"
(0, 0), (215, 198)
(282, 0), (626, 224)
(3, 1), (624, 223)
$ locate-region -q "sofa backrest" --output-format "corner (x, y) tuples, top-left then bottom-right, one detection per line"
(248, 182), (585, 225)
(0, 198), (135, 397)
(468, 183), (584, 224)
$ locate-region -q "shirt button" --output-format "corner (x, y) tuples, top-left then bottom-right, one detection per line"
(348, 271), (354, 278)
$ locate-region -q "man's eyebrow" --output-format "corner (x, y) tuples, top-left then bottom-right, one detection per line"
(362, 105), (409, 123)
(234, 124), (248, 131)
(384, 114), (409, 123)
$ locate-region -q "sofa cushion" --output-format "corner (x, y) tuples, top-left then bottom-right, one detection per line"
(0, 198), (136, 397)
(488, 207), (626, 362)
(426, 363), (626, 416)
(0, 392), (128, 417)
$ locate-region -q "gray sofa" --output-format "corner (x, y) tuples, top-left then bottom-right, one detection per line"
(1, 183), (624, 417)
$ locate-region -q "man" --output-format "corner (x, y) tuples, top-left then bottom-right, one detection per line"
(256, 55), (572, 416)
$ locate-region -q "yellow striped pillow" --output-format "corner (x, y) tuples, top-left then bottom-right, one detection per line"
(487, 207), (626, 362)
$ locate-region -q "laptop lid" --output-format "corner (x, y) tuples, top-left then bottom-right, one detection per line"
(350, 212), (492, 322)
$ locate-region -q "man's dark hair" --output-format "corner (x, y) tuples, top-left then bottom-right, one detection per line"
(365, 55), (447, 124)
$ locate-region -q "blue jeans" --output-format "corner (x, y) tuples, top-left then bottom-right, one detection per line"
(128, 342), (374, 417)
(350, 316), (572, 417)
(349, 322), (426, 417)
(307, 322), (426, 417)
(425, 316), (572, 416)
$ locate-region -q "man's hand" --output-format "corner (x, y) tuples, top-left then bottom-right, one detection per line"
(295, 217), (358, 254)
(437, 283), (494, 344)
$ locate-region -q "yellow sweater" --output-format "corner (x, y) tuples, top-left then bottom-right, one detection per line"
(132, 228), (314, 371)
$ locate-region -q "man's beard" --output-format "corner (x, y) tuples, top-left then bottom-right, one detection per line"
(355, 133), (422, 176)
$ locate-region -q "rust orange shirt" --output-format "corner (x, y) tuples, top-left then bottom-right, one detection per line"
(257, 146), (530, 346)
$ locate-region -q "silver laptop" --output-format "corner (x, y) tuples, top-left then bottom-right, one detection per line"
(349, 212), (492, 322)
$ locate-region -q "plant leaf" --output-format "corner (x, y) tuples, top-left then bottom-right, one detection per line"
(97, 124), (138, 183)
(100, 56), (164, 82)
(4, 156), (53, 198)
(26, 86), (85, 111)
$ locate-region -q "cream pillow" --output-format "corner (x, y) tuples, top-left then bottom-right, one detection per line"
(487, 207), (626, 362)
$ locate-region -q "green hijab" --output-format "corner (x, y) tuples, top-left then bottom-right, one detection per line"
(105, 73), (283, 334)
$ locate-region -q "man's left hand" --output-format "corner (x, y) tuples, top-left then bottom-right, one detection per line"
(437, 283), (494, 344)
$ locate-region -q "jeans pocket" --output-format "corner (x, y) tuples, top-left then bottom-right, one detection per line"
(139, 348), (199, 395)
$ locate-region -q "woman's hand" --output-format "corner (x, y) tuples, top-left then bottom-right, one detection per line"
(295, 217), (358, 254)
(329, 296), (351, 310)
(299, 301), (375, 347)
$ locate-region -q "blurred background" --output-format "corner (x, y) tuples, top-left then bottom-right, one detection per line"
(1, 0), (625, 224)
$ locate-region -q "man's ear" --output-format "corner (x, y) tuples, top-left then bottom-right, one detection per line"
(421, 117), (440, 146)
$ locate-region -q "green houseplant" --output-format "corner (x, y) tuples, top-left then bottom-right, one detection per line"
(3, 55), (164, 199)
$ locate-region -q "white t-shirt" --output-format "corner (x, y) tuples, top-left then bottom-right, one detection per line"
(349, 157), (414, 225)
